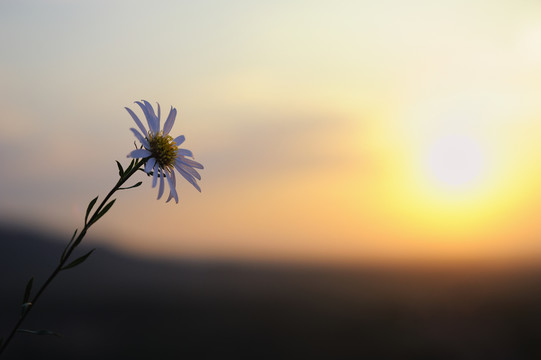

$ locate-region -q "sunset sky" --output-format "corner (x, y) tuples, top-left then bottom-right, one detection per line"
(2, 0), (541, 265)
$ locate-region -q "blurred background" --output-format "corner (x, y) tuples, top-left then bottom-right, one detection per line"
(2, 0), (541, 358)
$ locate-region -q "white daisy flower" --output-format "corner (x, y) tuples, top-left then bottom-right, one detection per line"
(126, 100), (203, 203)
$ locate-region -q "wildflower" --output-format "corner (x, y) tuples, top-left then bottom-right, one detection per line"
(126, 100), (203, 203)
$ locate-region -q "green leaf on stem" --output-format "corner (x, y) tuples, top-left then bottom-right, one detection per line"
(61, 249), (95, 271)
(21, 302), (32, 317)
(23, 277), (34, 304)
(124, 158), (136, 175)
(88, 199), (116, 226)
(18, 329), (61, 337)
(85, 196), (99, 225)
(116, 160), (124, 177)
(60, 229), (78, 263)
(119, 181), (142, 190)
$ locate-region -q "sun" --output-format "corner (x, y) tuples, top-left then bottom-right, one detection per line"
(425, 134), (485, 190)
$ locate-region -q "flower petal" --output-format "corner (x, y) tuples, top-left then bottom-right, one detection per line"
(143, 100), (160, 133)
(157, 170), (165, 200)
(166, 170), (179, 203)
(127, 149), (152, 158)
(156, 102), (161, 121)
(178, 157), (204, 169)
(177, 148), (193, 157)
(145, 157), (156, 174)
(125, 107), (148, 137)
(130, 128), (150, 148)
(152, 164), (159, 188)
(175, 165), (201, 192)
(136, 101), (158, 135)
(173, 135), (185, 146)
(175, 161), (201, 180)
(163, 107), (177, 135)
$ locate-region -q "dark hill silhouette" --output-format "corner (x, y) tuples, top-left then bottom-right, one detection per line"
(2, 224), (541, 359)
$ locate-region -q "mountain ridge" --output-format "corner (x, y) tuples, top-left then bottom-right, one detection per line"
(2, 223), (541, 359)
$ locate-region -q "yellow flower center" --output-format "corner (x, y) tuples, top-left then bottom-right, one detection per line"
(147, 131), (178, 169)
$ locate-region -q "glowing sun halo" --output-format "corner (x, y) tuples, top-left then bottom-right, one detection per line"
(426, 134), (485, 190)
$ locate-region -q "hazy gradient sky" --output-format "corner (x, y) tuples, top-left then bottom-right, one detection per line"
(2, 0), (541, 264)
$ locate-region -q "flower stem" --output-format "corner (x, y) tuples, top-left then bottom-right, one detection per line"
(0, 159), (145, 356)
